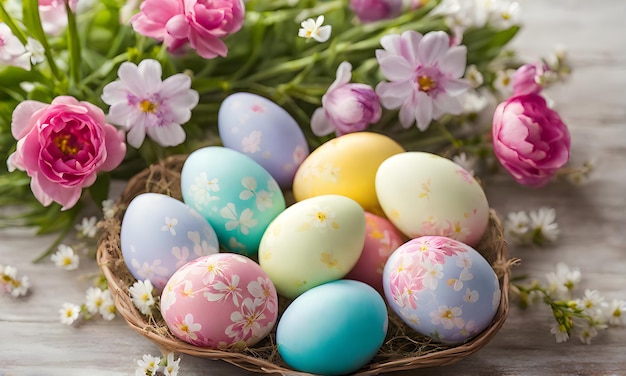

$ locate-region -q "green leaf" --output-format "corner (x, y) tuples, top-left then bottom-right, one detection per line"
(65, 1), (82, 85)
(88, 173), (111, 209)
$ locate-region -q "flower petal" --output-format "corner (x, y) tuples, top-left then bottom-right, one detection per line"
(328, 61), (352, 92)
(398, 94), (417, 128)
(417, 31), (450, 66)
(377, 54), (414, 81)
(147, 124), (186, 147)
(310, 107), (335, 136)
(137, 59), (163, 94)
(415, 92), (433, 131)
(11, 100), (47, 140)
(376, 81), (413, 109)
(439, 46), (467, 78)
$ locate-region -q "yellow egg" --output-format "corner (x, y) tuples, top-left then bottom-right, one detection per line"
(292, 132), (405, 215)
(258, 195), (366, 299)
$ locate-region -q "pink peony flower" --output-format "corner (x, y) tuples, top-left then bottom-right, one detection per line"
(349, 0), (403, 23)
(375, 30), (471, 131)
(311, 61), (382, 137)
(492, 93), (570, 187)
(511, 62), (549, 96)
(7, 96), (126, 210)
(130, 0), (245, 59)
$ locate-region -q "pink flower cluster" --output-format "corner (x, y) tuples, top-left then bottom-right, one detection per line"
(492, 63), (571, 187)
(130, 0), (245, 59)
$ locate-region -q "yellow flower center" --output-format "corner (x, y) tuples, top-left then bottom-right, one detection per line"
(139, 99), (158, 113)
(443, 309), (453, 319)
(417, 75), (437, 92)
(54, 134), (79, 156)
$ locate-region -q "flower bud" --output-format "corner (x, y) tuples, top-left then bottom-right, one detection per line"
(349, 0), (403, 23)
(324, 84), (382, 136)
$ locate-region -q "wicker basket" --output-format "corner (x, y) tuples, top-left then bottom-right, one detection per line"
(97, 155), (511, 375)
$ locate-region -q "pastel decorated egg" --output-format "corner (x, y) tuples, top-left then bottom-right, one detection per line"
(258, 195), (366, 299)
(375, 151), (489, 246)
(382, 236), (501, 345)
(292, 132), (405, 216)
(345, 212), (405, 294)
(180, 146), (286, 256)
(218, 92), (310, 188)
(277, 279), (388, 375)
(120, 193), (219, 290)
(161, 253), (279, 348)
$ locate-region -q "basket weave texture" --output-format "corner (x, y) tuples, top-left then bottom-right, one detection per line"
(97, 155), (511, 375)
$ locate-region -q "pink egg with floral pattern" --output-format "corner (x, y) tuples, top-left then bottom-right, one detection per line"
(160, 253), (279, 349)
(345, 212), (405, 294)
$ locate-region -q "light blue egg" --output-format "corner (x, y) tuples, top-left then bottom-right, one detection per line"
(382, 236), (501, 345)
(218, 92), (310, 188)
(180, 146), (286, 256)
(120, 193), (219, 290)
(277, 280), (388, 375)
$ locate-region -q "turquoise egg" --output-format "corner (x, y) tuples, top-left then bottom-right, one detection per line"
(180, 146), (286, 256)
(218, 92), (310, 188)
(276, 279), (388, 375)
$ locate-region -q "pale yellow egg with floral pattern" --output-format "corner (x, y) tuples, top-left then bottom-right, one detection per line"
(375, 152), (489, 246)
(292, 132), (405, 216)
(258, 195), (366, 299)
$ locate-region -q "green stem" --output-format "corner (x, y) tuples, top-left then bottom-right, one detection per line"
(32, 224), (72, 263)
(65, 0), (82, 86)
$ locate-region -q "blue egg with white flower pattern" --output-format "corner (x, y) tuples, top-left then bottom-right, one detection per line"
(277, 279), (388, 375)
(382, 236), (501, 345)
(120, 193), (219, 291)
(180, 146), (286, 256)
(218, 92), (310, 188)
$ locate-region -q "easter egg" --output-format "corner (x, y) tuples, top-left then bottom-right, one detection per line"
(120, 193), (219, 290)
(292, 132), (405, 216)
(277, 279), (388, 375)
(180, 146), (286, 256)
(345, 212), (405, 294)
(161, 253), (279, 348)
(375, 151), (489, 246)
(218, 92), (310, 188)
(382, 236), (501, 345)
(258, 195), (366, 299)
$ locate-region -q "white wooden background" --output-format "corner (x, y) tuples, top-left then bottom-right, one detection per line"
(1, 0), (625, 375)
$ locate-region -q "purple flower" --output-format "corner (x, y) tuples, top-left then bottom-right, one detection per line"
(349, 0), (403, 23)
(375, 30), (471, 131)
(492, 93), (570, 187)
(311, 61), (382, 137)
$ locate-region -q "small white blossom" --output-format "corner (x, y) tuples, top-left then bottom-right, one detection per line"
(75, 216), (98, 238)
(1, 265), (31, 297)
(550, 322), (569, 343)
(51, 244), (80, 270)
(465, 64), (484, 87)
(493, 68), (516, 98)
(504, 210), (530, 239)
(26, 37), (45, 64)
(129, 279), (156, 315)
(102, 199), (116, 219)
(576, 321), (599, 345)
(163, 352), (181, 376)
(59, 303), (81, 325)
(85, 287), (105, 314)
(135, 354), (161, 376)
(529, 207), (560, 243)
(576, 289), (605, 316)
(546, 262), (581, 298)
(99, 290), (117, 321)
(603, 299), (626, 326)
(298, 15), (332, 43)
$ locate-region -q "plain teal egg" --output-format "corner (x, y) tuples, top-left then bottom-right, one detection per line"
(276, 279), (388, 375)
(180, 146), (286, 256)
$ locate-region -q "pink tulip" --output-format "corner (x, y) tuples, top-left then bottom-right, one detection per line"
(511, 62), (549, 96)
(492, 93), (570, 187)
(130, 0), (245, 59)
(349, 0), (403, 23)
(8, 96), (126, 210)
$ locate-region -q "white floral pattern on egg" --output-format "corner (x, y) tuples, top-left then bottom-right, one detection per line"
(382, 236), (500, 345)
(120, 193), (219, 290)
(375, 151), (489, 246)
(218, 92), (310, 188)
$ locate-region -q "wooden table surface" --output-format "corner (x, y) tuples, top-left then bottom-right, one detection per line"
(2, 1), (625, 375)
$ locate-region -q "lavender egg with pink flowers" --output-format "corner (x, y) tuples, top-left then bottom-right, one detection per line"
(120, 193), (219, 290)
(218, 92), (310, 188)
(382, 236), (501, 345)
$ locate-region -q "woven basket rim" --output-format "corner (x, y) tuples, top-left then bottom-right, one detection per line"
(97, 154), (511, 375)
